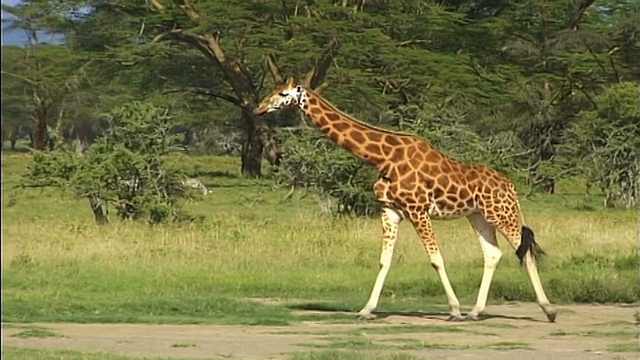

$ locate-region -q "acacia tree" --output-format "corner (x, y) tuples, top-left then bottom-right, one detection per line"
(64, 0), (341, 177)
(0, 44), (91, 150)
(1, 1), (93, 150)
(1, 48), (31, 149)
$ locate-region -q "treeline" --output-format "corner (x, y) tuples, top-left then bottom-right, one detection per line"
(2, 0), (638, 211)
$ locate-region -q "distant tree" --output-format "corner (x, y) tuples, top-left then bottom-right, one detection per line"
(0, 44), (90, 151)
(1, 48), (31, 149)
(1, 0), (98, 150)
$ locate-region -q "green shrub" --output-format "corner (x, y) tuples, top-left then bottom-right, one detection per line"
(23, 101), (199, 224)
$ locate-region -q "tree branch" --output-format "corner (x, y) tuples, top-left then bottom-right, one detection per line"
(266, 54), (284, 84)
(163, 87), (243, 107)
(567, 0), (596, 30)
(583, 41), (607, 74)
(1, 71), (38, 86)
(172, 0), (200, 22)
(152, 7), (251, 101)
(148, 0), (166, 12)
(468, 59), (502, 84)
(153, 30), (226, 74)
(574, 83), (598, 109)
(303, 36), (340, 89)
(203, 33), (226, 62)
(608, 47), (621, 83)
(395, 39), (430, 47)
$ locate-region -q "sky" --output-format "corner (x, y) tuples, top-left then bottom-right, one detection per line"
(2, 0), (24, 45)
(1, 0), (64, 46)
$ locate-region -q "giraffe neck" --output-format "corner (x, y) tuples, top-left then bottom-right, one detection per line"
(298, 89), (407, 169)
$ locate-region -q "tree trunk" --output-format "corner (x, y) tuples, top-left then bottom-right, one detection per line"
(261, 125), (284, 168)
(9, 128), (18, 150)
(31, 109), (48, 150)
(240, 108), (264, 178)
(89, 196), (109, 225)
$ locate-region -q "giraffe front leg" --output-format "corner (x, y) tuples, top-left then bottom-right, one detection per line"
(358, 208), (402, 320)
(410, 212), (462, 321)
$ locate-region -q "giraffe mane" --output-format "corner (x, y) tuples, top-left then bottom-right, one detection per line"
(305, 89), (416, 137)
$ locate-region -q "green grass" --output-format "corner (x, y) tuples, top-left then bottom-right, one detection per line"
(606, 342), (639, 353)
(594, 320), (635, 326)
(468, 322), (518, 329)
(550, 329), (636, 339)
(345, 324), (476, 335)
(482, 341), (532, 350)
(289, 350), (424, 360)
(301, 336), (469, 351)
(9, 325), (62, 338)
(2, 347), (193, 360)
(2, 347), (425, 360)
(302, 335), (532, 352)
(2, 153), (638, 325)
(303, 335), (536, 352)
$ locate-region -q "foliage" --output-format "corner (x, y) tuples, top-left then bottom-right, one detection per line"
(567, 81), (640, 208)
(1, 43), (94, 150)
(23, 101), (198, 224)
(2, 0), (639, 209)
(275, 126), (380, 216)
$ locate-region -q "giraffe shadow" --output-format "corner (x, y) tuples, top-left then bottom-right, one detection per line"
(288, 302), (353, 313)
(371, 310), (541, 323)
(189, 170), (240, 179)
(288, 303), (541, 323)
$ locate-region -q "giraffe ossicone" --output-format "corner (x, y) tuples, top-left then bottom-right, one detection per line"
(255, 77), (557, 323)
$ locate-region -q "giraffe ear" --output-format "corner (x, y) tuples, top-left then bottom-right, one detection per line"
(285, 76), (296, 87)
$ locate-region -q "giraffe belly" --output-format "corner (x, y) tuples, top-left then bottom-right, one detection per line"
(427, 202), (475, 220)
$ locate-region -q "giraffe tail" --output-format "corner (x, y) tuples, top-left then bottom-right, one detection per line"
(516, 226), (546, 266)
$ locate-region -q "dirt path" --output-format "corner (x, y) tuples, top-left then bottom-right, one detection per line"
(3, 303), (638, 360)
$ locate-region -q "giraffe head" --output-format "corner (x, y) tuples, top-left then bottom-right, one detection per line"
(254, 77), (305, 116)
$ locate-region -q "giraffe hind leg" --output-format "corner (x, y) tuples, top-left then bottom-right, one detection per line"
(516, 225), (556, 322)
(496, 217), (557, 322)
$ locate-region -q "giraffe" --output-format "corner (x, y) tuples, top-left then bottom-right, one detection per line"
(254, 77), (557, 322)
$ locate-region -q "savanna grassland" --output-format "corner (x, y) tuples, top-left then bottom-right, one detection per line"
(2, 151), (639, 359)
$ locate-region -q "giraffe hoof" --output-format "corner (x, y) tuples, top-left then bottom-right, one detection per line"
(357, 311), (376, 320)
(464, 313), (480, 321)
(446, 314), (464, 322)
(545, 310), (557, 323)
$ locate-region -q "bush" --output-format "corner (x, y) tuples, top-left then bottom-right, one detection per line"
(274, 126), (380, 216)
(24, 101), (199, 224)
(567, 82), (640, 208)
